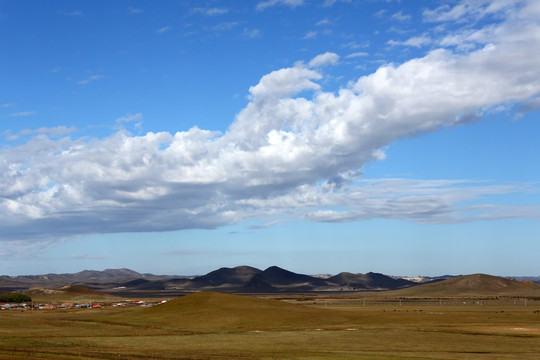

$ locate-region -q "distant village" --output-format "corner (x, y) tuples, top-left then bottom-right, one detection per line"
(1, 299), (168, 311)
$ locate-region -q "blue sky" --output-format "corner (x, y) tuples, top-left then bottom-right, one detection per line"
(1, 0), (540, 277)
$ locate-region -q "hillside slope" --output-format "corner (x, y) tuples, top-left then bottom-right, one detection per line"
(111, 292), (360, 332)
(387, 274), (540, 297)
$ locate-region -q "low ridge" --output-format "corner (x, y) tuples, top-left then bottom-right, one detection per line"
(118, 292), (359, 332)
(388, 273), (540, 297)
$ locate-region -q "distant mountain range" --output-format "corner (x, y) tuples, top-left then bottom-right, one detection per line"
(0, 268), (179, 293)
(2, 266), (539, 296)
(109, 265), (418, 293)
(1, 266), (416, 294)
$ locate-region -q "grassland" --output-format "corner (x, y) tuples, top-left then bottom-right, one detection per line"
(1, 292), (540, 359)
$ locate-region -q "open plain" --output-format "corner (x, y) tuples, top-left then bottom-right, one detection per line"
(1, 292), (540, 360)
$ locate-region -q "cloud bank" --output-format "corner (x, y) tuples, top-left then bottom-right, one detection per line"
(1, 1), (540, 244)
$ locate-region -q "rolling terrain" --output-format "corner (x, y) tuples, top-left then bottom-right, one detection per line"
(105, 265), (419, 294)
(386, 273), (540, 297)
(3, 267), (540, 300)
(110, 292), (359, 332)
(22, 284), (121, 304)
(1, 291), (540, 359)
(1, 266), (417, 296)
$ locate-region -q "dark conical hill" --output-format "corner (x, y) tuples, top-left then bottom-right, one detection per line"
(261, 266), (327, 286)
(117, 292), (358, 332)
(243, 273), (276, 291)
(191, 266), (262, 286)
(328, 272), (414, 290)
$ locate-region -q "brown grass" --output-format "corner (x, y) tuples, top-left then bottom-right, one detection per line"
(1, 292), (539, 359)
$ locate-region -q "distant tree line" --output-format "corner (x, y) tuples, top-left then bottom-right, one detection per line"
(0, 293), (32, 303)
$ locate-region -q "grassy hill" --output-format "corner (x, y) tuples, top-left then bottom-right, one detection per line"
(2, 291), (540, 359)
(108, 292), (360, 332)
(386, 273), (540, 297)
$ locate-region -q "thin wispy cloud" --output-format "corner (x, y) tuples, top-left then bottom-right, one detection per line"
(302, 31), (317, 39)
(116, 113), (143, 124)
(388, 35), (431, 48)
(115, 113), (143, 131)
(156, 26), (172, 34)
(243, 28), (261, 39)
(256, 0), (304, 11)
(322, 0), (351, 7)
(35, 126), (76, 135)
(2, 126), (75, 141)
(77, 75), (104, 85)
(345, 51), (368, 58)
(165, 250), (208, 256)
(249, 221), (278, 230)
(212, 22), (238, 32)
(60, 10), (83, 16)
(517, 97), (540, 112)
(69, 254), (107, 260)
(316, 19), (332, 26)
(343, 41), (369, 50)
(391, 11), (411, 22)
(127, 7), (143, 15)
(9, 111), (36, 117)
(191, 7), (228, 16)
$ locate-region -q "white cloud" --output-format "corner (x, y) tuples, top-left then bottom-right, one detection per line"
(517, 97), (540, 112)
(60, 10), (82, 16)
(2, 0), (540, 245)
(156, 26), (172, 34)
(391, 11), (411, 21)
(388, 35), (431, 48)
(256, 0), (303, 11)
(127, 7), (143, 15)
(116, 113), (143, 124)
(316, 19), (332, 26)
(247, 65), (321, 99)
(343, 41), (369, 50)
(322, 0), (351, 7)
(243, 28), (261, 39)
(9, 111), (36, 117)
(35, 126), (76, 135)
(2, 126), (75, 141)
(345, 51), (368, 58)
(308, 52), (339, 68)
(423, 0), (517, 23)
(302, 31), (317, 39)
(301, 179), (540, 224)
(77, 75), (104, 86)
(192, 8), (228, 16)
(212, 22), (238, 32)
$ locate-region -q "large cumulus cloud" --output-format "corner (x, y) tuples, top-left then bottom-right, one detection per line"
(1, 0), (540, 244)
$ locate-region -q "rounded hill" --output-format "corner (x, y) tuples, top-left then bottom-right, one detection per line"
(388, 274), (540, 297)
(113, 292), (359, 332)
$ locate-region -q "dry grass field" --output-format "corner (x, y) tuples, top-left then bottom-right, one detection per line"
(1, 292), (539, 359)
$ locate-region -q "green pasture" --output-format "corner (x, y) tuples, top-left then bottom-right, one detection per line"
(1, 292), (539, 359)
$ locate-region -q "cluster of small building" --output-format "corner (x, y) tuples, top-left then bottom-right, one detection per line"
(0, 302), (103, 310)
(1, 302), (30, 310)
(112, 299), (167, 307)
(1, 299), (167, 310)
